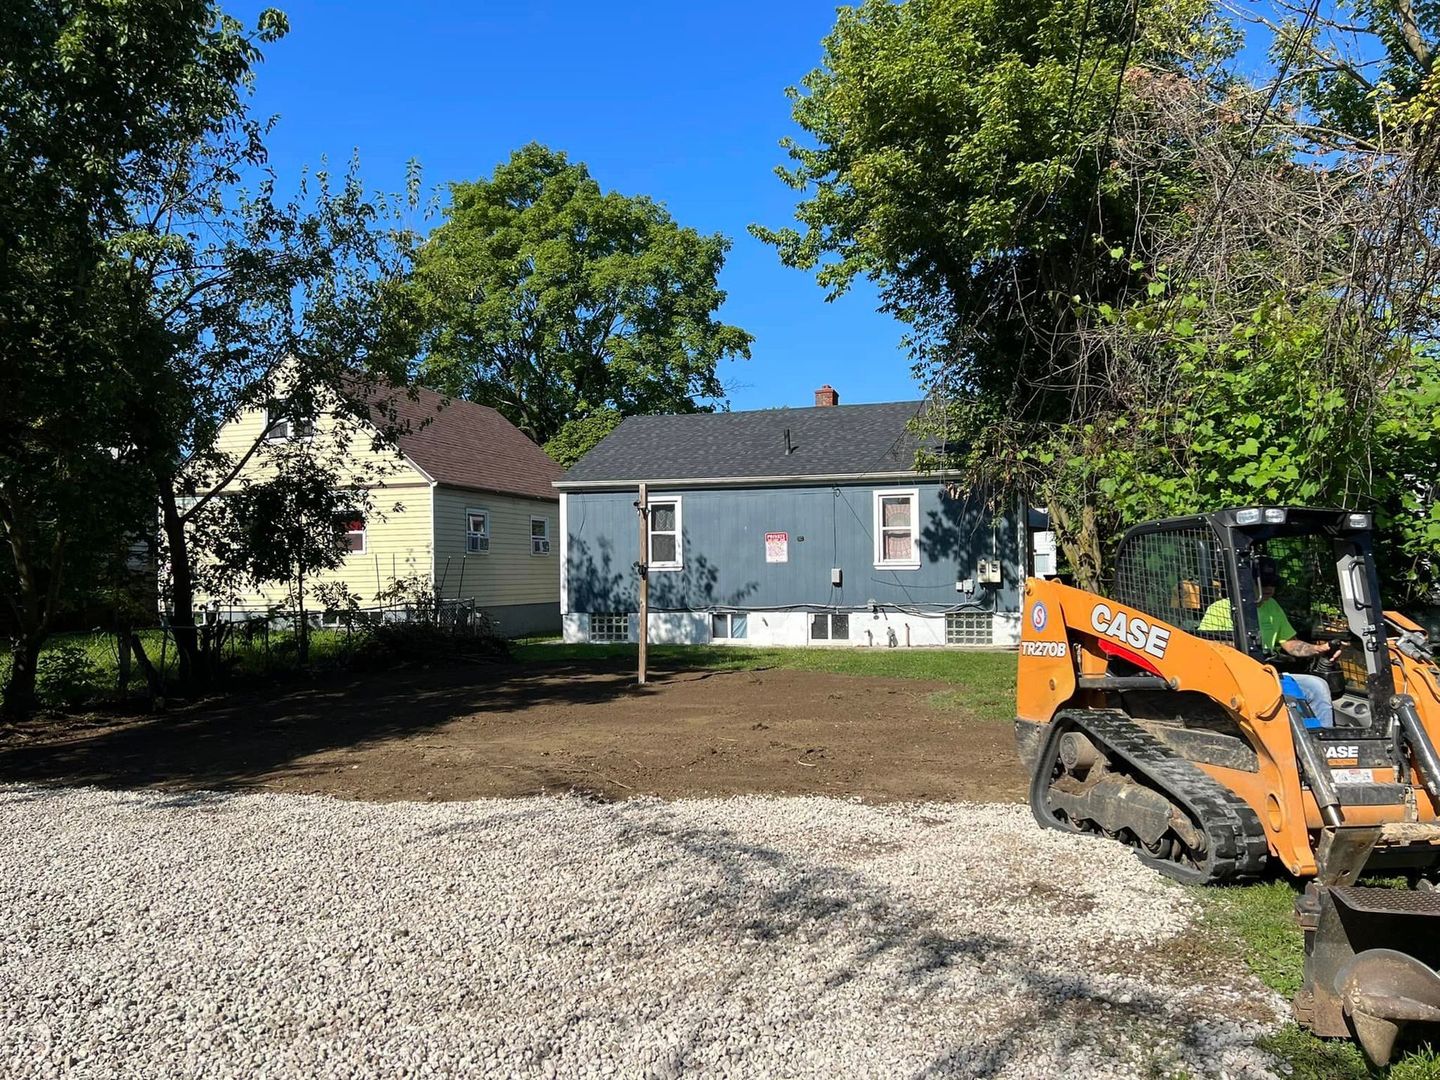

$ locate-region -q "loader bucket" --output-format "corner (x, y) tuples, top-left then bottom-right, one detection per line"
(1295, 885), (1440, 1065)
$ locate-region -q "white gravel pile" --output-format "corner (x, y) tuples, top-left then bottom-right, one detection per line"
(0, 785), (1282, 1078)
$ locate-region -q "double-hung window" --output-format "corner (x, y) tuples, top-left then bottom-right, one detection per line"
(530, 517), (551, 556)
(339, 515), (366, 554)
(647, 497), (681, 571)
(264, 400), (316, 442)
(466, 509), (490, 553)
(873, 488), (920, 570)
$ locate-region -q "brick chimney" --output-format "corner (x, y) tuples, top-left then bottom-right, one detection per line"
(814, 384), (839, 407)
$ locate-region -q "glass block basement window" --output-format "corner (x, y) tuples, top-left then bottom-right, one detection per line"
(946, 612), (993, 646)
(589, 613), (630, 643)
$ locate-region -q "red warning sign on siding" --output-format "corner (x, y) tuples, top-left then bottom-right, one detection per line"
(765, 532), (789, 563)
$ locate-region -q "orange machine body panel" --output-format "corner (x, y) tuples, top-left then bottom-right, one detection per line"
(1018, 578), (1440, 877)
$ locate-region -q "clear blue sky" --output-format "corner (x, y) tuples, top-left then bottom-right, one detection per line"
(228, 0), (914, 412)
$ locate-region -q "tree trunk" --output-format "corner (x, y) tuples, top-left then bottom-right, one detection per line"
(0, 502), (62, 721)
(295, 566), (309, 665)
(1048, 499), (1104, 594)
(0, 635), (42, 721)
(159, 483), (201, 687)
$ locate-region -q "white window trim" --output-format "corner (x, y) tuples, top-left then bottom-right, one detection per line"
(342, 516), (367, 556)
(263, 405), (289, 442)
(647, 495), (682, 572)
(808, 611), (851, 643)
(873, 487), (921, 571)
(530, 516), (551, 556)
(263, 402), (316, 443)
(710, 611), (748, 641)
(466, 508), (490, 554)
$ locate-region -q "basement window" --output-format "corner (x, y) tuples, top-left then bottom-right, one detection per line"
(810, 612), (850, 642)
(589, 613), (630, 643)
(711, 612), (748, 641)
(946, 612), (993, 646)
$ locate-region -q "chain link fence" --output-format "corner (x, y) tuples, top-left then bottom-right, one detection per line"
(1, 599), (504, 713)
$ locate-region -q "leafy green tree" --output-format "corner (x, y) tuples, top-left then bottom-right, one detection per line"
(543, 410), (625, 469)
(763, 0), (1440, 593)
(409, 143), (753, 445)
(754, 0), (1225, 375)
(1274, 0), (1440, 145)
(133, 149), (419, 687)
(0, 1), (280, 718)
(204, 450), (362, 665)
(1057, 284), (1440, 600)
(1, 2), (419, 716)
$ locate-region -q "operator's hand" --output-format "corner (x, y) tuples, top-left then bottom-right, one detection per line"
(1284, 638), (1338, 660)
(1303, 640), (1342, 660)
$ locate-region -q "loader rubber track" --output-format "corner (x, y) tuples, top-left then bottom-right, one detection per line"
(1030, 708), (1269, 885)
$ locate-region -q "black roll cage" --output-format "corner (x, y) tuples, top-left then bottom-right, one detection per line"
(1115, 507), (1397, 721)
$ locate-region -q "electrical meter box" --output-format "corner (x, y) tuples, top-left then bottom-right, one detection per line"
(976, 558), (1004, 585)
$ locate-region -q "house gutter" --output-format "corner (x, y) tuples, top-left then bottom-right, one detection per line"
(553, 470), (925, 491)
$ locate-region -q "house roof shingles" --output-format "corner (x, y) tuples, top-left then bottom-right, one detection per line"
(371, 385), (562, 501)
(558, 401), (929, 487)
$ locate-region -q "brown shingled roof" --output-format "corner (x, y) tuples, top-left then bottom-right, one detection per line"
(367, 384), (561, 501)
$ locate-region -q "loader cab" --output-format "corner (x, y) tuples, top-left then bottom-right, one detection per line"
(1112, 507), (1397, 726)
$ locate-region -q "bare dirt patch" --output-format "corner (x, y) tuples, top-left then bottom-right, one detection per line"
(0, 659), (1028, 804)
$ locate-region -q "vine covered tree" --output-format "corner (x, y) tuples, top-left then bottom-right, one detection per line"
(760, 0), (1440, 595)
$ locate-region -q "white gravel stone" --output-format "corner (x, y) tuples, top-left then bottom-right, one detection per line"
(0, 785), (1284, 1078)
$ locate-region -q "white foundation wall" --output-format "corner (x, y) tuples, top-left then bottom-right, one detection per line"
(564, 609), (1021, 648)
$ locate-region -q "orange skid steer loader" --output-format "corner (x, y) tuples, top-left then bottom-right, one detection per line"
(1015, 507), (1440, 1065)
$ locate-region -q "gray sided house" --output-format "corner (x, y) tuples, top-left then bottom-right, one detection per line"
(556, 387), (1026, 648)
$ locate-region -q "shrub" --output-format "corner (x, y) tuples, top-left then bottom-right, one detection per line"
(36, 644), (107, 709)
(353, 620), (509, 668)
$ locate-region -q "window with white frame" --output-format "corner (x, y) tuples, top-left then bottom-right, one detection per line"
(530, 516), (551, 555)
(466, 509), (489, 553)
(338, 514), (366, 554)
(589, 613), (629, 642)
(647, 497), (681, 570)
(264, 400), (316, 442)
(809, 612), (850, 641)
(711, 612), (748, 640)
(873, 488), (920, 570)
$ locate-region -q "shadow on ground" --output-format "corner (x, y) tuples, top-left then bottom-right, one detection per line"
(0, 659), (669, 794)
(0, 656), (1027, 804)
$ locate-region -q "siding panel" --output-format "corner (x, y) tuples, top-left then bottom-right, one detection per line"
(431, 486), (559, 607)
(565, 483), (1021, 614)
(194, 406), (432, 611)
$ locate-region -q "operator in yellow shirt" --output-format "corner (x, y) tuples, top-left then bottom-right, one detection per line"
(1197, 557), (1342, 726)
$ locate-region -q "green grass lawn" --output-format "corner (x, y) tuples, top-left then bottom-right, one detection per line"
(510, 643), (1019, 723)
(0, 626), (362, 709)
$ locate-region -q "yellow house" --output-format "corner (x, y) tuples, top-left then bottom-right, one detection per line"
(198, 384), (564, 636)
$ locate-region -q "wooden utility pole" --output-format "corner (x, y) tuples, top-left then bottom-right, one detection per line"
(637, 482), (649, 685)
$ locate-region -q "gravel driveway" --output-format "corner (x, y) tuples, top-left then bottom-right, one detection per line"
(1, 786), (1281, 1078)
